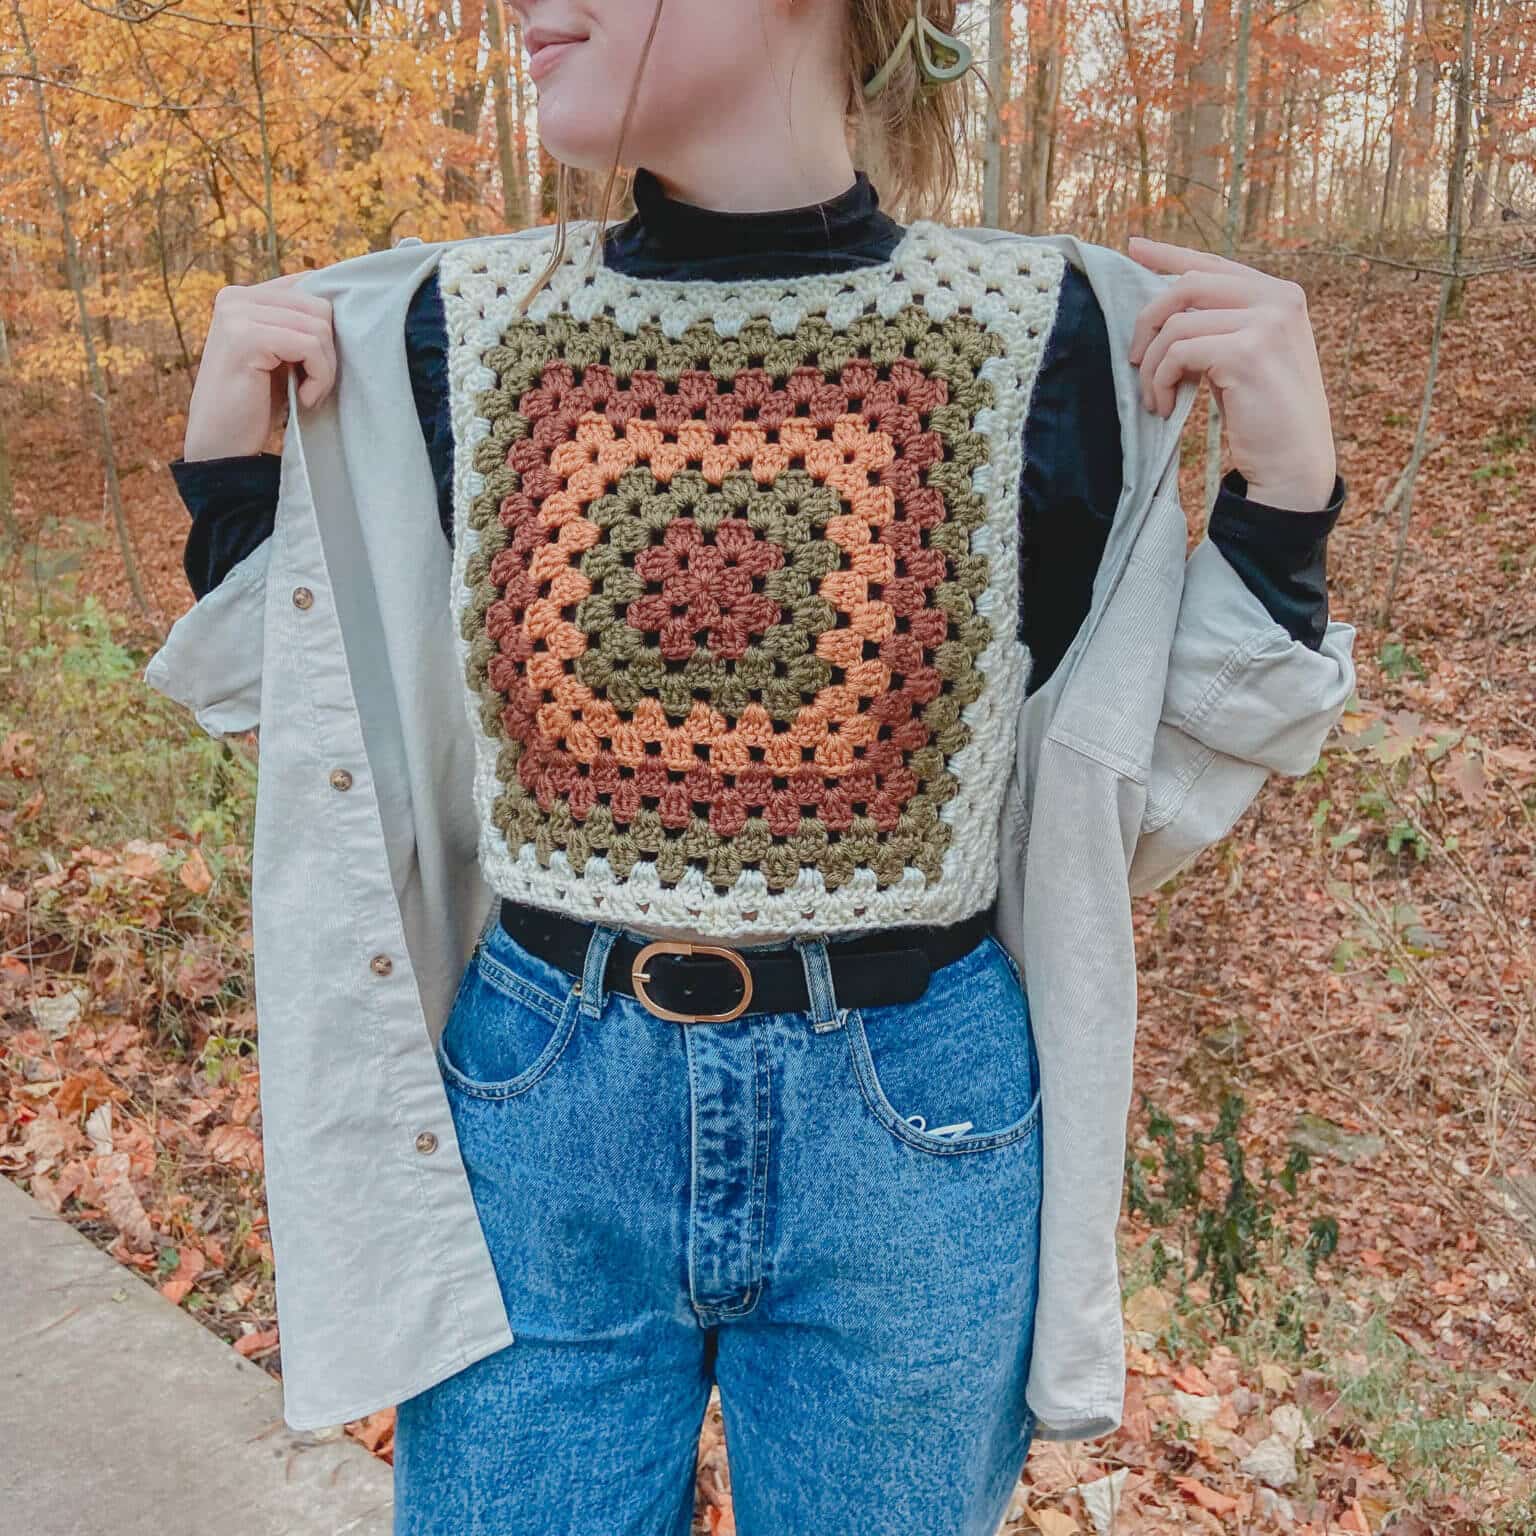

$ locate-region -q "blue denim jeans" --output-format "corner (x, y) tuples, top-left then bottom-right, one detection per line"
(393, 917), (1044, 1535)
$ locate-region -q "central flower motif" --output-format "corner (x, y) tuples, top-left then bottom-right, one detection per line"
(627, 516), (784, 660)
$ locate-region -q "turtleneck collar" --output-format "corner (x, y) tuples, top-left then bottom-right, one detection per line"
(602, 166), (905, 281)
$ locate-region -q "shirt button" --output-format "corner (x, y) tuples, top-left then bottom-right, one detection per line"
(415, 1130), (439, 1154)
(292, 586), (314, 609)
(370, 953), (393, 976)
(330, 767), (353, 791)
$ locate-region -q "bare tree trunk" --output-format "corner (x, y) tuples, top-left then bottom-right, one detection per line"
(1383, 0), (1417, 233)
(1204, 0), (1252, 517)
(1038, 3), (1065, 213)
(511, 12), (532, 215)
(1382, 0), (1476, 626)
(340, 7), (390, 245)
(1243, 43), (1271, 239)
(1167, 0), (1198, 237)
(486, 0), (526, 229)
(1356, 0), (1376, 218)
(982, 0), (1007, 227)
(1409, 0), (1439, 223)
(206, 157), (238, 286)
(997, 3), (1013, 226)
(1469, 14), (1511, 227)
(1308, 83), (1322, 232)
(94, 223), (116, 404)
(0, 314), (15, 544)
(1280, 14), (1299, 224)
(1017, 0), (1066, 232)
(1339, 127), (1403, 410)
(150, 154), (195, 389)
(248, 0), (282, 276)
(442, 1), (490, 208)
(10, 0), (149, 616)
(1187, 0), (1232, 242)
(1378, 434), (1444, 518)
(1114, 0), (1154, 233)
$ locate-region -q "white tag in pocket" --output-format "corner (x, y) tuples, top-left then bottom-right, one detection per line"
(905, 1114), (975, 1139)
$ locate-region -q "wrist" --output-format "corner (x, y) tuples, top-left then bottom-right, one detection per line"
(1232, 467), (1339, 514)
(183, 400), (270, 461)
(184, 362), (276, 461)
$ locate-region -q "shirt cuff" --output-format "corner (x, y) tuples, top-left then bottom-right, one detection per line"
(1206, 468), (1345, 652)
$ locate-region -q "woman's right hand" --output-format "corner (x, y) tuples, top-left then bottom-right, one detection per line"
(181, 272), (337, 462)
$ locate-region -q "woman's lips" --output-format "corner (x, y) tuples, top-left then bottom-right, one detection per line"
(528, 37), (585, 82)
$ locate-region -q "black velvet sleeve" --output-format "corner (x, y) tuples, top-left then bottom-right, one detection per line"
(406, 271), (457, 547)
(1016, 265), (1121, 697)
(172, 452), (281, 602)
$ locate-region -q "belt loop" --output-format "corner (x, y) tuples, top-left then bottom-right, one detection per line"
(579, 924), (621, 1019)
(793, 936), (844, 1033)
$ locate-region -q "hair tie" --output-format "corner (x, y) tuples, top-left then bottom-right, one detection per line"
(862, 2), (973, 100)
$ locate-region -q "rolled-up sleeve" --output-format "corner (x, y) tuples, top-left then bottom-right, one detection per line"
(171, 452), (281, 602)
(1207, 467), (1345, 652)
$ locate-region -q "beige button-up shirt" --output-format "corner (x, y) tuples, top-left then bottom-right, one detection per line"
(144, 220), (1357, 1439)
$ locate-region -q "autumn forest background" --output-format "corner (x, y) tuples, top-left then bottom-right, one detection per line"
(1, 1), (1534, 1532)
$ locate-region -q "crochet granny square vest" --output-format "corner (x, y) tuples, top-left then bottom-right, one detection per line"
(440, 221), (1066, 938)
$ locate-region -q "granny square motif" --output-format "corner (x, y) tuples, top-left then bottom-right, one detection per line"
(440, 222), (1066, 937)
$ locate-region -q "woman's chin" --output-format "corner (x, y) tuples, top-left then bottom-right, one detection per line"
(531, 98), (631, 177)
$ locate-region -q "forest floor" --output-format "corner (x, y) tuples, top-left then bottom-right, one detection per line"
(0, 237), (1532, 1535)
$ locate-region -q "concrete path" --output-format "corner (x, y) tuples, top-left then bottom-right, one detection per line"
(0, 1175), (393, 1535)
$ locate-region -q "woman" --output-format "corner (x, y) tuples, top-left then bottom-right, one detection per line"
(161, 2), (1349, 1532)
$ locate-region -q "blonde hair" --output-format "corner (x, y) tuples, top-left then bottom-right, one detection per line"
(516, 0), (975, 316)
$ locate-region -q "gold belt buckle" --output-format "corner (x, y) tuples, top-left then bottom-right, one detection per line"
(631, 941), (754, 1024)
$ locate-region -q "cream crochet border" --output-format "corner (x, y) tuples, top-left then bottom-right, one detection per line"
(440, 219), (1066, 939)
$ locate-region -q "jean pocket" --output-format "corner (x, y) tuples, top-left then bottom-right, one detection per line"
(433, 939), (580, 1100)
(844, 936), (1041, 1156)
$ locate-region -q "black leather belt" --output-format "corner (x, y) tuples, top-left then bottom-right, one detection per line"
(497, 898), (997, 1023)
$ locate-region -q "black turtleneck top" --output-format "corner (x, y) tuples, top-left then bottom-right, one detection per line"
(171, 168), (1343, 696)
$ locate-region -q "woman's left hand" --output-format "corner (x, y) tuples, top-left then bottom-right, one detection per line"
(1125, 235), (1337, 512)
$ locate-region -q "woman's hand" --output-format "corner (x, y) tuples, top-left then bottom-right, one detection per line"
(182, 272), (337, 462)
(1124, 236), (1336, 512)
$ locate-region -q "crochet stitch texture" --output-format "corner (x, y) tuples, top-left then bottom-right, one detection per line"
(441, 220), (1066, 937)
